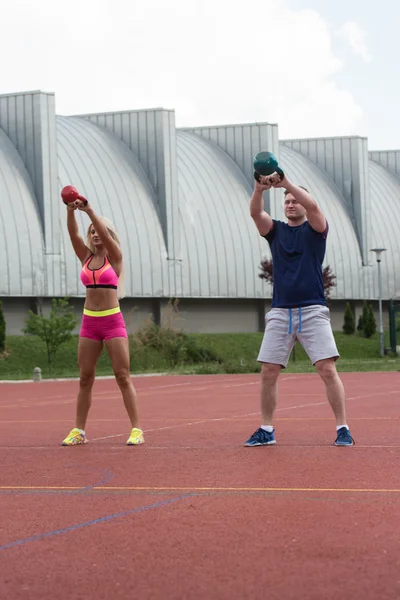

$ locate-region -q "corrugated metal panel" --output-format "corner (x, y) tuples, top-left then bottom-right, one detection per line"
(76, 109), (180, 266)
(56, 116), (168, 298)
(0, 126), (45, 296)
(282, 136), (371, 264)
(279, 145), (364, 300)
(1, 89), (398, 304)
(369, 150), (400, 177)
(0, 91), (59, 257)
(176, 131), (268, 298)
(35, 93), (60, 258)
(181, 122), (280, 215)
(355, 138), (371, 266)
(369, 160), (400, 299)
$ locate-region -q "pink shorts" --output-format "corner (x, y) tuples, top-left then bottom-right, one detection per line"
(80, 307), (128, 341)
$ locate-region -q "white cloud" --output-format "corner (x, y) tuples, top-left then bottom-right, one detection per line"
(1, 0), (364, 139)
(338, 21), (372, 63)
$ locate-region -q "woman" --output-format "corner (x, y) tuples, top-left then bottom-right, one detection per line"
(62, 198), (144, 446)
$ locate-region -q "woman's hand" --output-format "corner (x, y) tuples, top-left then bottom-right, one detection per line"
(76, 200), (92, 213)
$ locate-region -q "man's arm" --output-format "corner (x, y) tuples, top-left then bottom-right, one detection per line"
(250, 179), (274, 236)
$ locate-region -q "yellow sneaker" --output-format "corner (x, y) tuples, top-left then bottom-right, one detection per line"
(62, 428), (88, 446)
(127, 428), (145, 445)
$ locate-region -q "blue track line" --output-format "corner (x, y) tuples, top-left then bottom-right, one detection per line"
(0, 494), (191, 551)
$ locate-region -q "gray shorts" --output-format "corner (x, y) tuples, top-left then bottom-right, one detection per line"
(257, 305), (339, 368)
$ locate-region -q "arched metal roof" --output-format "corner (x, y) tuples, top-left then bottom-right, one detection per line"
(2, 108), (399, 304)
(0, 127), (44, 296)
(278, 145), (364, 300)
(56, 116), (167, 297)
(176, 131), (268, 297)
(369, 159), (400, 299)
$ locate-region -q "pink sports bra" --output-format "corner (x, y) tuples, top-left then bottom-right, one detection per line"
(80, 255), (119, 290)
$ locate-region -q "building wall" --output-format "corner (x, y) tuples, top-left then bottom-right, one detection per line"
(1, 297), (389, 337)
(1, 298), (35, 335)
(0, 88), (398, 346)
(159, 298), (267, 334)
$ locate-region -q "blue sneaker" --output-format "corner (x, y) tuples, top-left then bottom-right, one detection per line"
(244, 427), (276, 447)
(334, 427), (354, 446)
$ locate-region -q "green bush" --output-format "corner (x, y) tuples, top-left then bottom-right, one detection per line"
(0, 300), (5, 353)
(360, 301), (368, 335)
(343, 302), (355, 335)
(24, 298), (77, 372)
(363, 304), (377, 338)
(366, 304), (377, 337)
(135, 317), (221, 368)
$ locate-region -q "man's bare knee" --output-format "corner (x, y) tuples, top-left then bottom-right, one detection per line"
(261, 363), (281, 384)
(315, 358), (337, 383)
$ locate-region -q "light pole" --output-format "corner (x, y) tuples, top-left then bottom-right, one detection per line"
(371, 248), (387, 357)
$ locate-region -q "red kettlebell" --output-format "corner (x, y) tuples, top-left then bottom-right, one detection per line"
(61, 185), (88, 206)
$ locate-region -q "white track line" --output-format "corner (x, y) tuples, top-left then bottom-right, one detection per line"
(0, 377), (259, 406)
(91, 388), (398, 441)
(0, 376), (298, 409)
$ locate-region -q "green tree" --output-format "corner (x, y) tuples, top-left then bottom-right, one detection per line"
(24, 298), (77, 372)
(361, 301), (369, 330)
(363, 304), (377, 339)
(367, 304), (377, 336)
(343, 302), (355, 335)
(0, 300), (5, 353)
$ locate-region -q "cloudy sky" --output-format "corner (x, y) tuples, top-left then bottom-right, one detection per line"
(2, 0), (397, 149)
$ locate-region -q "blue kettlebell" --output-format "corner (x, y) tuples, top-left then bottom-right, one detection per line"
(253, 151), (284, 183)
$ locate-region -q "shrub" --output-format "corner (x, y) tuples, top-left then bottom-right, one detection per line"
(363, 304), (377, 338)
(24, 298), (77, 372)
(134, 311), (220, 368)
(0, 300), (5, 353)
(343, 302), (355, 335)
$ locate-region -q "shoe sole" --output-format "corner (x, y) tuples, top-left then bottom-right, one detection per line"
(62, 440), (88, 446)
(335, 441), (354, 446)
(244, 440), (276, 447)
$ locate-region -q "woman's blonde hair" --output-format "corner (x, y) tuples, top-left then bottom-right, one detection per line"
(86, 217), (126, 299)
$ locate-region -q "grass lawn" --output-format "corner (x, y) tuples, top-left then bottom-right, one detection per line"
(0, 331), (398, 380)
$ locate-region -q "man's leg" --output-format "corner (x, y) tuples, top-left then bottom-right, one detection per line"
(244, 309), (295, 447)
(297, 306), (354, 446)
(260, 362), (282, 425)
(314, 358), (347, 425)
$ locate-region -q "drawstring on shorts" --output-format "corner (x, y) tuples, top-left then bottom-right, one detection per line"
(288, 308), (302, 334)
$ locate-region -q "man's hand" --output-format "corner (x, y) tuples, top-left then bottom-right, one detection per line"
(261, 171), (289, 189)
(254, 177), (272, 192)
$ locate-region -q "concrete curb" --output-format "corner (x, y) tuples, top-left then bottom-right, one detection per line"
(0, 372), (169, 384)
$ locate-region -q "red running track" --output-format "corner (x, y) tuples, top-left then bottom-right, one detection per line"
(0, 372), (399, 600)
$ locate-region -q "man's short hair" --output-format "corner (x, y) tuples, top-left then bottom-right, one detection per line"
(284, 186), (309, 196)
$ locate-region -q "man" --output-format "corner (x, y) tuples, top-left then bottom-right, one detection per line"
(245, 169), (354, 447)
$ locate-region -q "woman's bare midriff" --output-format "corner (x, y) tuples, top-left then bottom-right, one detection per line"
(84, 288), (120, 311)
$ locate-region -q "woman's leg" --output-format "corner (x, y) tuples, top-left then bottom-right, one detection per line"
(76, 336), (104, 429)
(62, 336), (103, 446)
(105, 337), (144, 444)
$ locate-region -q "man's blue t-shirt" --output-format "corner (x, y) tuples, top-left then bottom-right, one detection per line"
(264, 219), (328, 308)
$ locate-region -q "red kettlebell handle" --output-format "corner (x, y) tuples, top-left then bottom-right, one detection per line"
(61, 185), (88, 206)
